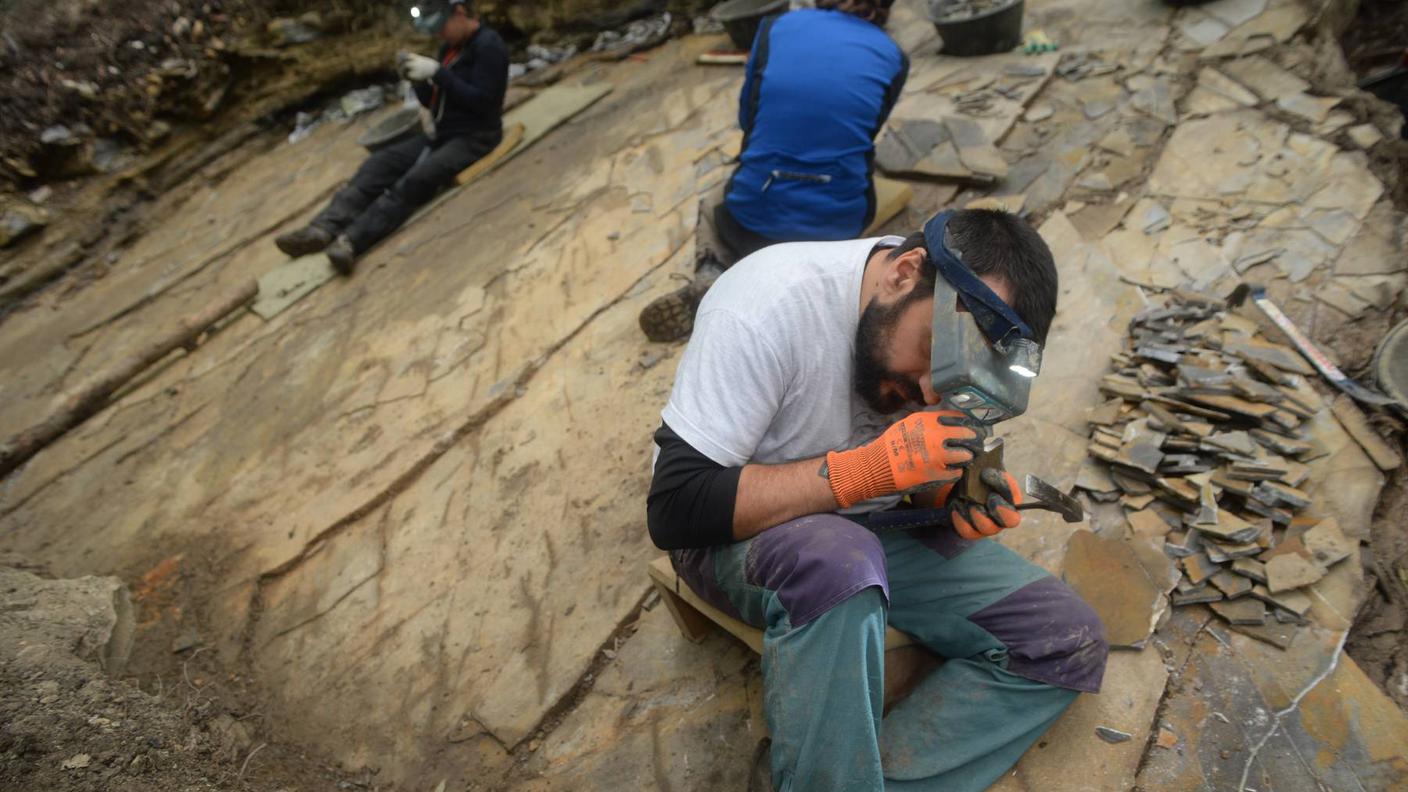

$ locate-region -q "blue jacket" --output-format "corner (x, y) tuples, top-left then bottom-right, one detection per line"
(726, 9), (909, 241)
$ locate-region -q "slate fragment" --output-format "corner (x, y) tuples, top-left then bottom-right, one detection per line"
(1210, 598), (1267, 625)
(1181, 553), (1220, 585)
(1301, 518), (1355, 567)
(1063, 531), (1163, 648)
(1210, 569), (1253, 599)
(1266, 553), (1327, 592)
(1231, 557), (1268, 583)
(1095, 726), (1133, 744)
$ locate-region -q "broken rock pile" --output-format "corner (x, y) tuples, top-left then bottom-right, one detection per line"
(1077, 289), (1356, 647)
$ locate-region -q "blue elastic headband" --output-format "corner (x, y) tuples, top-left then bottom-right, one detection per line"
(922, 210), (1034, 347)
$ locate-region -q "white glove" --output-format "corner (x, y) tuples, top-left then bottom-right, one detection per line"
(399, 53), (440, 82)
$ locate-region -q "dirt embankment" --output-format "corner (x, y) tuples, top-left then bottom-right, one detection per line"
(1331, 0), (1408, 715)
(0, 0), (710, 190)
(0, 0), (419, 188)
(0, 559), (360, 791)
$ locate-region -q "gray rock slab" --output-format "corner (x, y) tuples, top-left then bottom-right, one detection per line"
(0, 566), (134, 675)
(1203, 0), (1270, 29)
(1063, 531), (1163, 648)
(252, 252), (337, 320)
(511, 605), (762, 791)
(1209, 596), (1266, 625)
(1334, 202), (1405, 275)
(1347, 124), (1384, 149)
(1266, 553), (1327, 593)
(876, 118), (952, 174)
(1222, 56), (1310, 100)
(1178, 11), (1232, 47)
(1275, 92), (1340, 124)
(1301, 518), (1355, 567)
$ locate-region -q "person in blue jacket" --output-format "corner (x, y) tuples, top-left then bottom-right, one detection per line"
(639, 0), (908, 342)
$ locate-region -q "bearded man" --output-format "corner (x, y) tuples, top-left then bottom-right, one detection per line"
(646, 208), (1108, 792)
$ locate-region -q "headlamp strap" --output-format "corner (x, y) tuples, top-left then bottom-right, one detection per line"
(922, 211), (1034, 345)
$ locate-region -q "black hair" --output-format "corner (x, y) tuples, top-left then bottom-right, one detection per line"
(815, 0), (895, 26)
(890, 209), (1059, 344)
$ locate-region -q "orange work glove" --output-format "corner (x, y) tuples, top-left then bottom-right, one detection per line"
(826, 410), (980, 509)
(951, 469), (1023, 540)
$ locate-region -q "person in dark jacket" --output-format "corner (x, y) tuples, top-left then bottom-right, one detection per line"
(638, 0), (907, 342)
(274, 0), (508, 274)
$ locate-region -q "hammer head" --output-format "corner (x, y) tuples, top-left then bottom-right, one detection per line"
(1023, 475), (1085, 523)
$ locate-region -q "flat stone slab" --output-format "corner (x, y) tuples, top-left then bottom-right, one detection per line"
(1140, 617), (1408, 791)
(1062, 530), (1163, 649)
(251, 252), (337, 320)
(989, 647), (1169, 792)
(511, 604), (763, 791)
(1221, 55), (1310, 100)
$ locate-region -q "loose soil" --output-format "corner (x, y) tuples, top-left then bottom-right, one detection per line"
(1335, 0), (1408, 719)
(0, 556), (362, 792)
(1341, 0), (1408, 76)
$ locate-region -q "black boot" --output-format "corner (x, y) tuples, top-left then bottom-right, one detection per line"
(326, 235), (357, 276)
(638, 255), (725, 343)
(274, 224), (333, 257)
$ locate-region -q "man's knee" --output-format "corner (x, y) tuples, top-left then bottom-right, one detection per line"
(970, 576), (1108, 693)
(394, 170), (449, 207)
(747, 515), (889, 627)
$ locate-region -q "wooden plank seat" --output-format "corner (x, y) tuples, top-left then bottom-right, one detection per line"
(647, 556), (939, 709)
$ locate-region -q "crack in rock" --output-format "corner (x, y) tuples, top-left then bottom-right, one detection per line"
(1236, 631), (1349, 791)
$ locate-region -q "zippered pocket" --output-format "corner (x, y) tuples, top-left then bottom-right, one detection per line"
(761, 169), (834, 191)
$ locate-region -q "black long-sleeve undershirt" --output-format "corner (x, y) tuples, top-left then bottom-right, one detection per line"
(646, 422), (741, 551)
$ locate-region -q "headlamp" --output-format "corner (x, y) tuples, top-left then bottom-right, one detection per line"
(409, 0), (462, 34)
(924, 210), (1043, 424)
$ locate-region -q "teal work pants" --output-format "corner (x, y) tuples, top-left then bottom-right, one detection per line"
(671, 515), (1108, 791)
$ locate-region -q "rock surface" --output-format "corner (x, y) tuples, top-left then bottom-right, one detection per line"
(0, 563), (369, 790)
(1, 0), (1406, 789)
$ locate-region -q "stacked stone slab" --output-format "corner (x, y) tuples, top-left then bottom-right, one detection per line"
(1076, 289), (1354, 645)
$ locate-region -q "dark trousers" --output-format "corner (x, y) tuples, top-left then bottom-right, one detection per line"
(313, 129), (501, 253)
(714, 201), (781, 264)
(695, 182), (784, 273)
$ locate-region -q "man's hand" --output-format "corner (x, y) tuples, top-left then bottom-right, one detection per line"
(825, 410), (980, 508)
(399, 52), (440, 82)
(951, 469), (1023, 540)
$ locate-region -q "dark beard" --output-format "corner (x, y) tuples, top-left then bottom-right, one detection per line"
(854, 297), (924, 415)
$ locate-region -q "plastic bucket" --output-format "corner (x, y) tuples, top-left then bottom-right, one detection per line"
(929, 0), (1025, 57)
(711, 0), (788, 51)
(357, 107), (422, 152)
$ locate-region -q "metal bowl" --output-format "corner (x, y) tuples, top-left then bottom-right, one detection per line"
(1374, 317), (1408, 409)
(356, 107), (422, 152)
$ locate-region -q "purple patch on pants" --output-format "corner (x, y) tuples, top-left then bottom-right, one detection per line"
(745, 514), (890, 628)
(670, 547), (745, 622)
(911, 522), (977, 560)
(967, 575), (1109, 693)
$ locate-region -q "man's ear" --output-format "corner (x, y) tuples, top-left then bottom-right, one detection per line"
(883, 248), (928, 299)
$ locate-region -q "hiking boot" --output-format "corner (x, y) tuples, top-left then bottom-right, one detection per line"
(638, 259), (724, 343)
(274, 224), (333, 257)
(326, 235), (357, 276)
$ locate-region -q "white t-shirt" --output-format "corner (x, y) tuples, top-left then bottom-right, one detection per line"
(661, 236), (905, 469)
